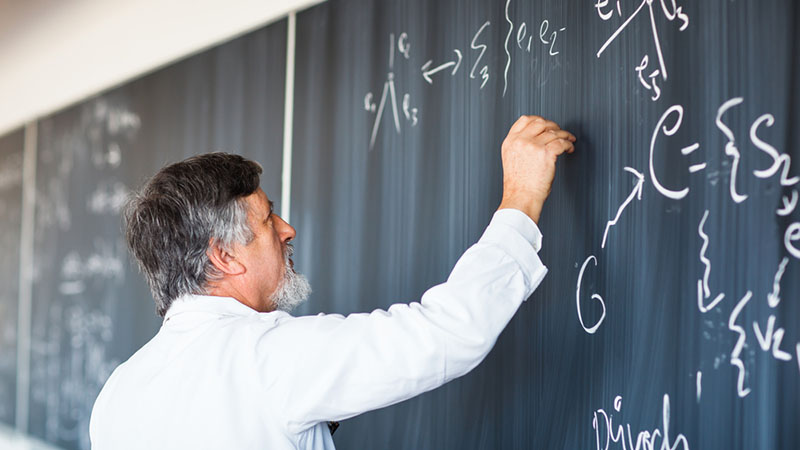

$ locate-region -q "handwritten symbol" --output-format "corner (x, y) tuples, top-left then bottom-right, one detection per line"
(649, 105), (698, 200)
(753, 316), (793, 361)
(503, 0), (512, 96)
(363, 93), (376, 113)
(696, 371), (702, 402)
(778, 191), (799, 216)
(715, 97), (749, 203)
(397, 32), (410, 59)
(421, 50), (462, 84)
(696, 210), (725, 313)
(750, 114), (800, 186)
(767, 257), (790, 308)
(729, 290), (752, 398)
(785, 223), (800, 260)
(537, 20), (566, 56)
(402, 94), (418, 126)
(470, 21), (491, 89)
(681, 143), (707, 173)
(601, 167), (644, 249)
(576, 255), (606, 334)
(594, 0), (623, 21)
(635, 55), (662, 101)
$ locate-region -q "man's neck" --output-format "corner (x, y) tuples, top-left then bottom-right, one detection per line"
(206, 281), (274, 313)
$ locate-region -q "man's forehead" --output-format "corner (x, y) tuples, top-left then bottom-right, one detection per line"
(246, 188), (273, 213)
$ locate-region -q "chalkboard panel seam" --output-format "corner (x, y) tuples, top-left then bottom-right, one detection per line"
(15, 121), (37, 434)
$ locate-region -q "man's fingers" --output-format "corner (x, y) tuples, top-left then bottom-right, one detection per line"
(540, 129), (576, 143)
(544, 138), (575, 155)
(523, 118), (561, 137)
(508, 115), (539, 134)
(506, 115), (576, 155)
(509, 115), (559, 137)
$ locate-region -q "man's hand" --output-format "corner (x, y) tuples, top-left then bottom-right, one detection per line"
(497, 115), (576, 224)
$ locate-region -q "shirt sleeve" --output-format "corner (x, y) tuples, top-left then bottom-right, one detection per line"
(260, 209), (548, 433)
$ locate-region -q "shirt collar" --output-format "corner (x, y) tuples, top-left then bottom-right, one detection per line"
(163, 294), (259, 323)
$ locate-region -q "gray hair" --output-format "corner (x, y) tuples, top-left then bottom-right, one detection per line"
(124, 153), (263, 316)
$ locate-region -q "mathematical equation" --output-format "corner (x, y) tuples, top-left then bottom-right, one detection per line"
(576, 97), (800, 400)
(364, 0), (566, 149)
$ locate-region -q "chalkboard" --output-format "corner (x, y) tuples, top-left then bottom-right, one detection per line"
(290, 0), (800, 448)
(0, 128), (24, 427)
(27, 19), (287, 449)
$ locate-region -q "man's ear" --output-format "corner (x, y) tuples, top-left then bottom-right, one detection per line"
(206, 239), (246, 276)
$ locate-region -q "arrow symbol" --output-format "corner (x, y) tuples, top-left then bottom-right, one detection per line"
(602, 167), (645, 249)
(421, 49), (463, 84)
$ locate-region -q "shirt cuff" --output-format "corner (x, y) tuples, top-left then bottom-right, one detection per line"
(477, 208), (548, 293)
(488, 209), (543, 252)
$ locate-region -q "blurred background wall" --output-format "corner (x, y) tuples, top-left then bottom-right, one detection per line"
(0, 0), (322, 136)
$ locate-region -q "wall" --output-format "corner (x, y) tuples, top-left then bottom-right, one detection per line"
(0, 0), (324, 136)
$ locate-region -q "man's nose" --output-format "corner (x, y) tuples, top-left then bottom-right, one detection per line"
(274, 215), (296, 242)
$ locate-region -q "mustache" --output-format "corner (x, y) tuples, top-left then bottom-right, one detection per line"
(283, 243), (295, 260)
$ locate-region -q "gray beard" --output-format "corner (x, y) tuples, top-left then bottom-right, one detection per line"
(271, 244), (311, 312)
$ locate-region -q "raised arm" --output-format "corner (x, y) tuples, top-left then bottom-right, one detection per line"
(262, 116), (575, 433)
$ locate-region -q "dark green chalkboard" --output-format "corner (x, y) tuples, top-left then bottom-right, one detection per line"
(290, 0), (800, 448)
(0, 128), (24, 427)
(27, 20), (287, 450)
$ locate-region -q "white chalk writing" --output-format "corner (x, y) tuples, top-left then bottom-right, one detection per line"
(592, 393), (690, 450)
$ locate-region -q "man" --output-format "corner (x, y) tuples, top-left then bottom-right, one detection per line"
(89, 116), (576, 449)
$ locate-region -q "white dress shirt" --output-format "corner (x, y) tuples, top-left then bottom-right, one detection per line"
(89, 209), (547, 449)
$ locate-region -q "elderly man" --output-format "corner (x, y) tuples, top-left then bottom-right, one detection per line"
(89, 116), (576, 449)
